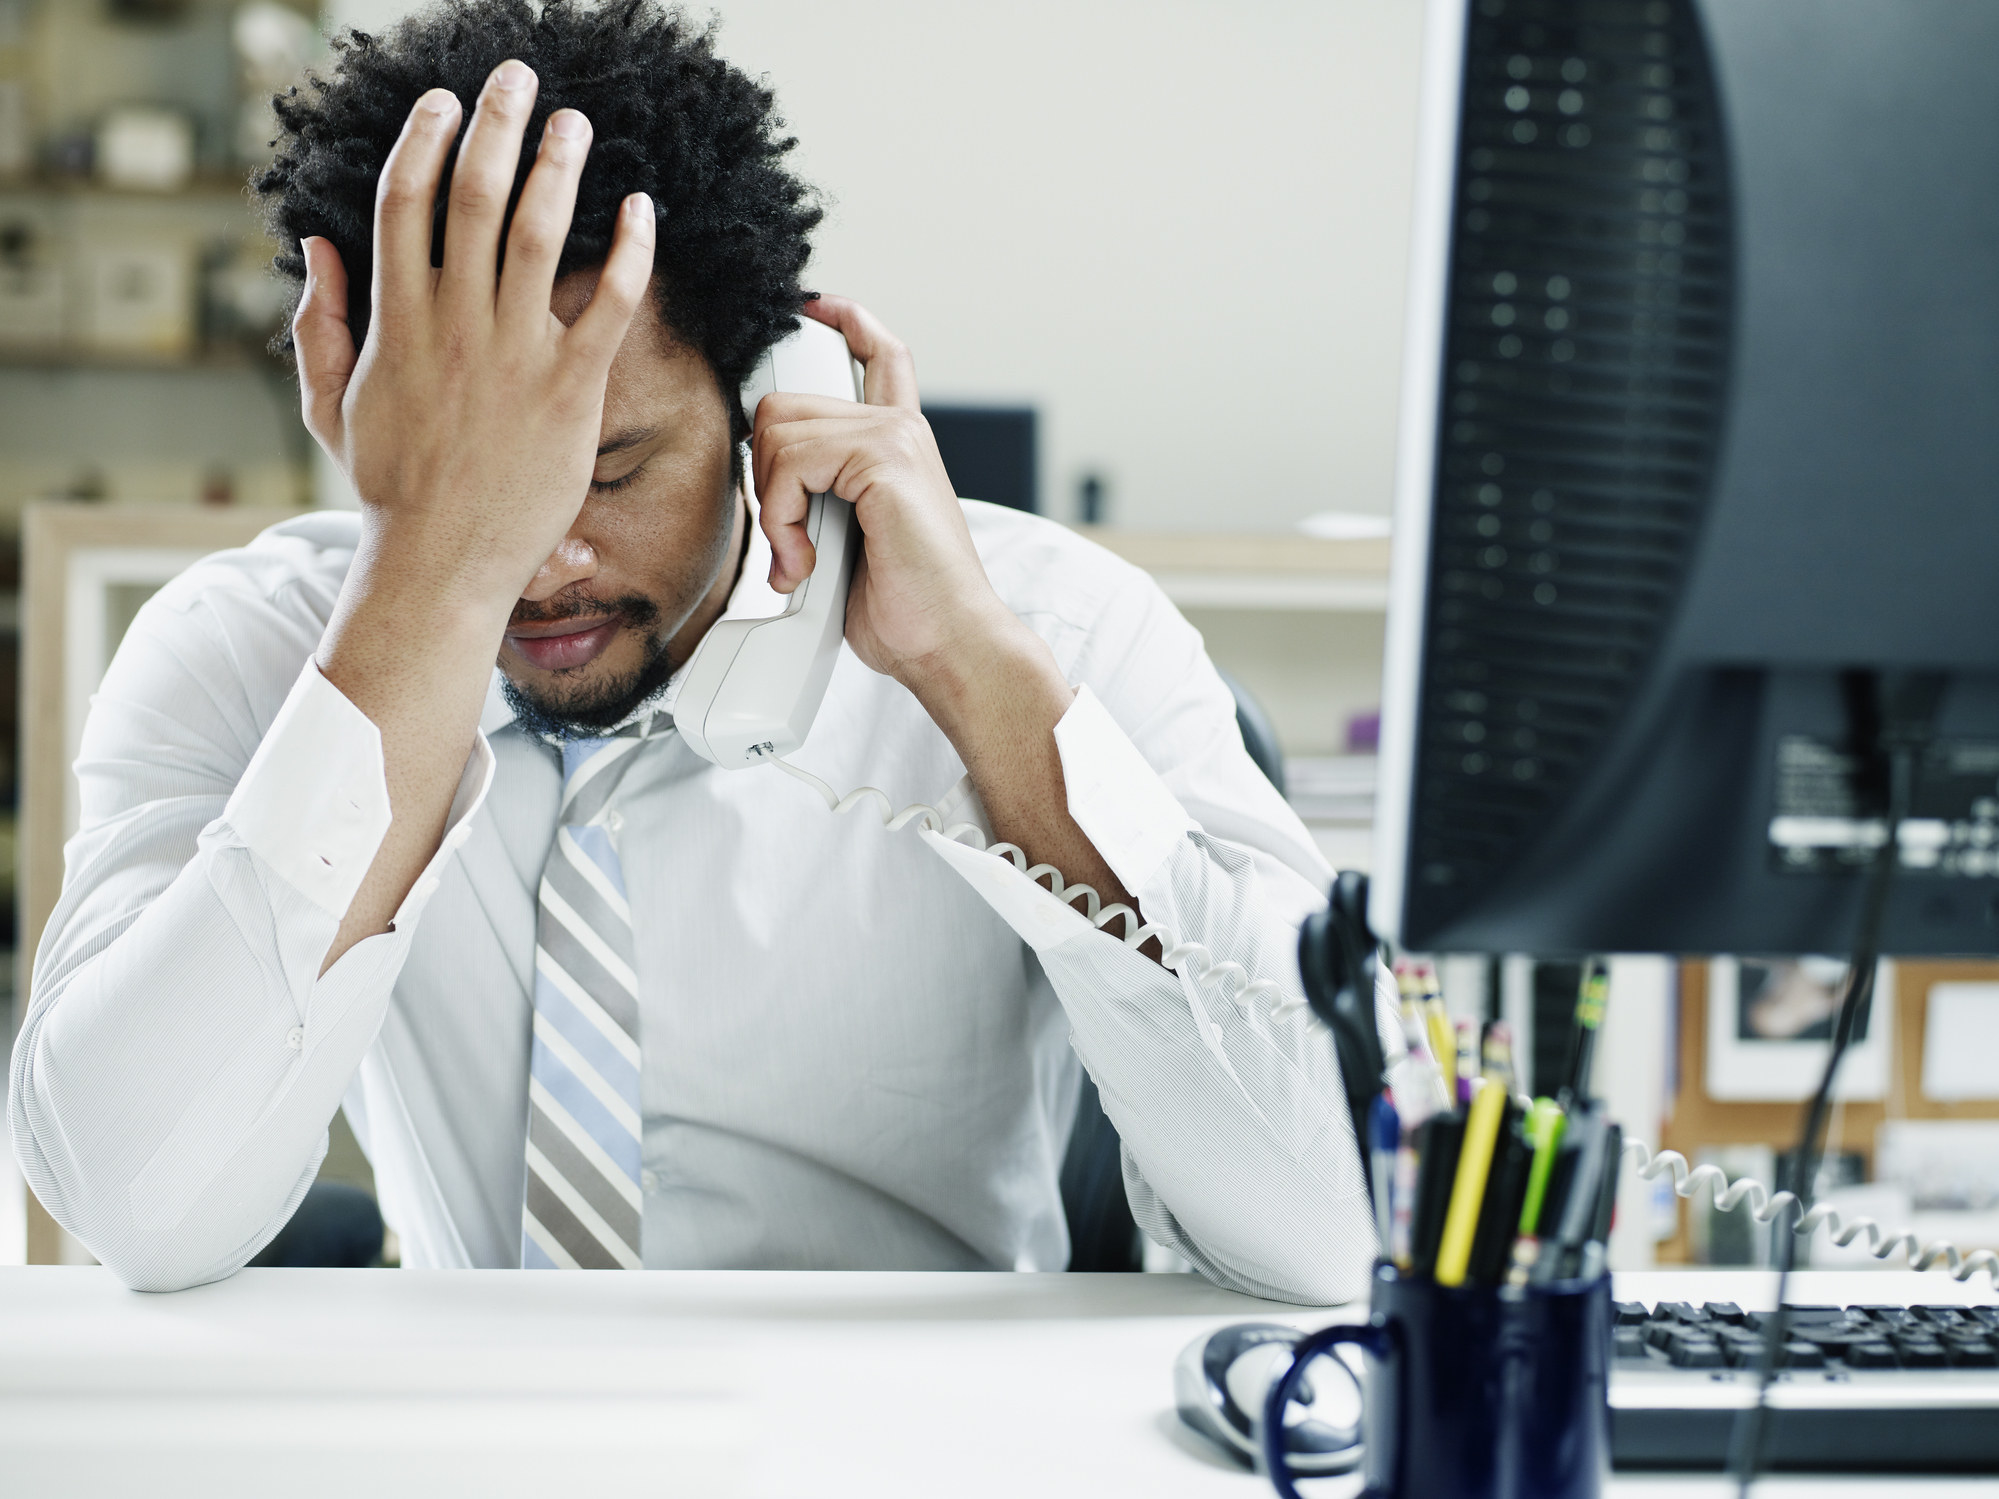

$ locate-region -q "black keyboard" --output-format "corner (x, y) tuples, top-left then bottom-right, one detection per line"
(1611, 1300), (1999, 1472)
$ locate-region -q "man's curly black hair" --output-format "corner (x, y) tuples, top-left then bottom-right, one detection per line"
(252, 0), (821, 447)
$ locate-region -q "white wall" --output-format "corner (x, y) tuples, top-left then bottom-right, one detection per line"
(328, 0), (1429, 531)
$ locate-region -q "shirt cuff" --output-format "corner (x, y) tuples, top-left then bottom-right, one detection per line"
(222, 660), (493, 922)
(921, 827), (1097, 953)
(1052, 683), (1199, 899)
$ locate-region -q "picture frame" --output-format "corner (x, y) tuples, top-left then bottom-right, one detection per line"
(1704, 954), (1895, 1102)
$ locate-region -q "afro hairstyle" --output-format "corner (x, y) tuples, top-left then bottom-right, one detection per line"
(252, 0), (822, 446)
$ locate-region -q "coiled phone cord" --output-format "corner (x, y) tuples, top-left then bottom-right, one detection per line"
(772, 757), (1311, 1021)
(1620, 1136), (1998, 1285)
(772, 760), (1994, 1290)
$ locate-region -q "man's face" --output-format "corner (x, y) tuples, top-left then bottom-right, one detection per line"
(498, 270), (741, 736)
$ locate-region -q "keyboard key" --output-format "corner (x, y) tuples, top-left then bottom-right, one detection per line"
(1721, 1337), (1764, 1368)
(1613, 1300), (1649, 1326)
(1968, 1306), (1999, 1329)
(1614, 1327), (1651, 1360)
(1668, 1337), (1727, 1369)
(1747, 1306), (1848, 1332)
(1791, 1327), (1872, 1352)
(1917, 1308), (1970, 1332)
(1895, 1339), (1950, 1369)
(1657, 1301), (1709, 1325)
(1944, 1338), (1999, 1368)
(1852, 1306), (1920, 1331)
(1845, 1341), (1900, 1369)
(1701, 1301), (1747, 1324)
(1643, 1321), (1680, 1351)
(1778, 1341), (1826, 1370)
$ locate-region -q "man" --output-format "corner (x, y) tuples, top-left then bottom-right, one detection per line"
(10, 1), (1374, 1301)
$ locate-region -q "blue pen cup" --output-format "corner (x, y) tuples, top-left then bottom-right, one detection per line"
(1262, 1261), (1610, 1499)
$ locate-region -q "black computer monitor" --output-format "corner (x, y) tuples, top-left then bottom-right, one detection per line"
(923, 405), (1038, 514)
(1368, 0), (1999, 956)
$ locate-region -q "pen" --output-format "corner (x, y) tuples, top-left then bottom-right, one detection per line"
(1562, 959), (1609, 1103)
(1390, 1125), (1422, 1270)
(1370, 1093), (1400, 1255)
(1407, 1111), (1465, 1280)
(1588, 1122), (1622, 1244)
(1467, 1103), (1530, 1285)
(1391, 998), (1453, 1123)
(1434, 1073), (1509, 1286)
(1480, 1019), (1516, 1095)
(1516, 1096), (1568, 1238)
(1420, 980), (1455, 1086)
(1454, 1018), (1480, 1106)
(1534, 1104), (1610, 1283)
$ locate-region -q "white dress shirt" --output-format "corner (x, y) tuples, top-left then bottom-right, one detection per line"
(11, 500), (1382, 1302)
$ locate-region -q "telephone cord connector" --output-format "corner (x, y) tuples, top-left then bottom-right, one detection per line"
(1621, 1137), (1999, 1285)
(773, 758), (1309, 1022)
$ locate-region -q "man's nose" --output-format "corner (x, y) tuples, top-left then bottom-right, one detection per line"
(521, 535), (598, 603)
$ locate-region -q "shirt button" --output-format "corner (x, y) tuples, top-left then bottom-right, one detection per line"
(285, 1027), (304, 1050)
(640, 1169), (659, 1191)
(605, 812), (625, 834)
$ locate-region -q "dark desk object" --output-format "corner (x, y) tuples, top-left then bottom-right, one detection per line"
(923, 405), (1036, 514)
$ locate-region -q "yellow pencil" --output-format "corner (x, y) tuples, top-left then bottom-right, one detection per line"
(1422, 997), (1455, 1079)
(1433, 1073), (1508, 1286)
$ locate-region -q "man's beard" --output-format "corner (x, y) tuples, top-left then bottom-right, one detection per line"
(499, 591), (680, 741)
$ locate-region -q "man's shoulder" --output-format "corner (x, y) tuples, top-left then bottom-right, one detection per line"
(959, 500), (1159, 635)
(147, 510), (359, 629)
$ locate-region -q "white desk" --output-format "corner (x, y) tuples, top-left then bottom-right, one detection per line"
(1, 1266), (1992, 1497)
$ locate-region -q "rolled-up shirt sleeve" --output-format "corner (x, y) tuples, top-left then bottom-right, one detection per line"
(925, 559), (1393, 1306)
(9, 575), (489, 1293)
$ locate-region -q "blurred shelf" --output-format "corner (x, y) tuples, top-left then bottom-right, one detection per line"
(1284, 754), (1378, 824)
(1076, 527), (1391, 612)
(0, 173), (257, 204)
(0, 346), (282, 373)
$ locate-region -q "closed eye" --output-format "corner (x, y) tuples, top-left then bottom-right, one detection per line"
(591, 465), (646, 494)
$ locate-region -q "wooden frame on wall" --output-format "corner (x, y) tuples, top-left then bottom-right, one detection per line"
(1656, 957), (1999, 1264)
(16, 503), (299, 1265)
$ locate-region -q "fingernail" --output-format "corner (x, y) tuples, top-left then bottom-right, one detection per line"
(628, 192), (655, 240)
(417, 87), (458, 118)
(495, 59), (534, 91)
(548, 110), (588, 141)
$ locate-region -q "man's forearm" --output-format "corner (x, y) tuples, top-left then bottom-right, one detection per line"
(906, 616), (1146, 936)
(315, 544), (512, 970)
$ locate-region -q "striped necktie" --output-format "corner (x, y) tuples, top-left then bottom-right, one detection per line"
(520, 718), (659, 1270)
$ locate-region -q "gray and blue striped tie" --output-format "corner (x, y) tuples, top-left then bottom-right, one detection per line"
(520, 719), (658, 1270)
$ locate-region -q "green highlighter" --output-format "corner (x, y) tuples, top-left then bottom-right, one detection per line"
(1517, 1097), (1568, 1236)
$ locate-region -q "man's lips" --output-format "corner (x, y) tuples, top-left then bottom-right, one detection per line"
(506, 616), (621, 672)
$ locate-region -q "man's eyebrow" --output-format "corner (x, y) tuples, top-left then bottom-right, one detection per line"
(596, 427), (662, 458)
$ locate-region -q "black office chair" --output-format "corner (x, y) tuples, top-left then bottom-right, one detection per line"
(1060, 672), (1287, 1271)
(250, 1181), (384, 1268)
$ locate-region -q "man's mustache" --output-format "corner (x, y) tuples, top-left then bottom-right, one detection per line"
(509, 591), (660, 630)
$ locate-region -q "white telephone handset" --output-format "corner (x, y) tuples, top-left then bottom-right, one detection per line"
(675, 317), (864, 768)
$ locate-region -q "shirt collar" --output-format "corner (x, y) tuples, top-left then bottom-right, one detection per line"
(478, 485), (781, 737)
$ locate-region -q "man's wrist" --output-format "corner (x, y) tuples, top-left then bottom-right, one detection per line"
(355, 509), (545, 616)
(899, 609), (1074, 752)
